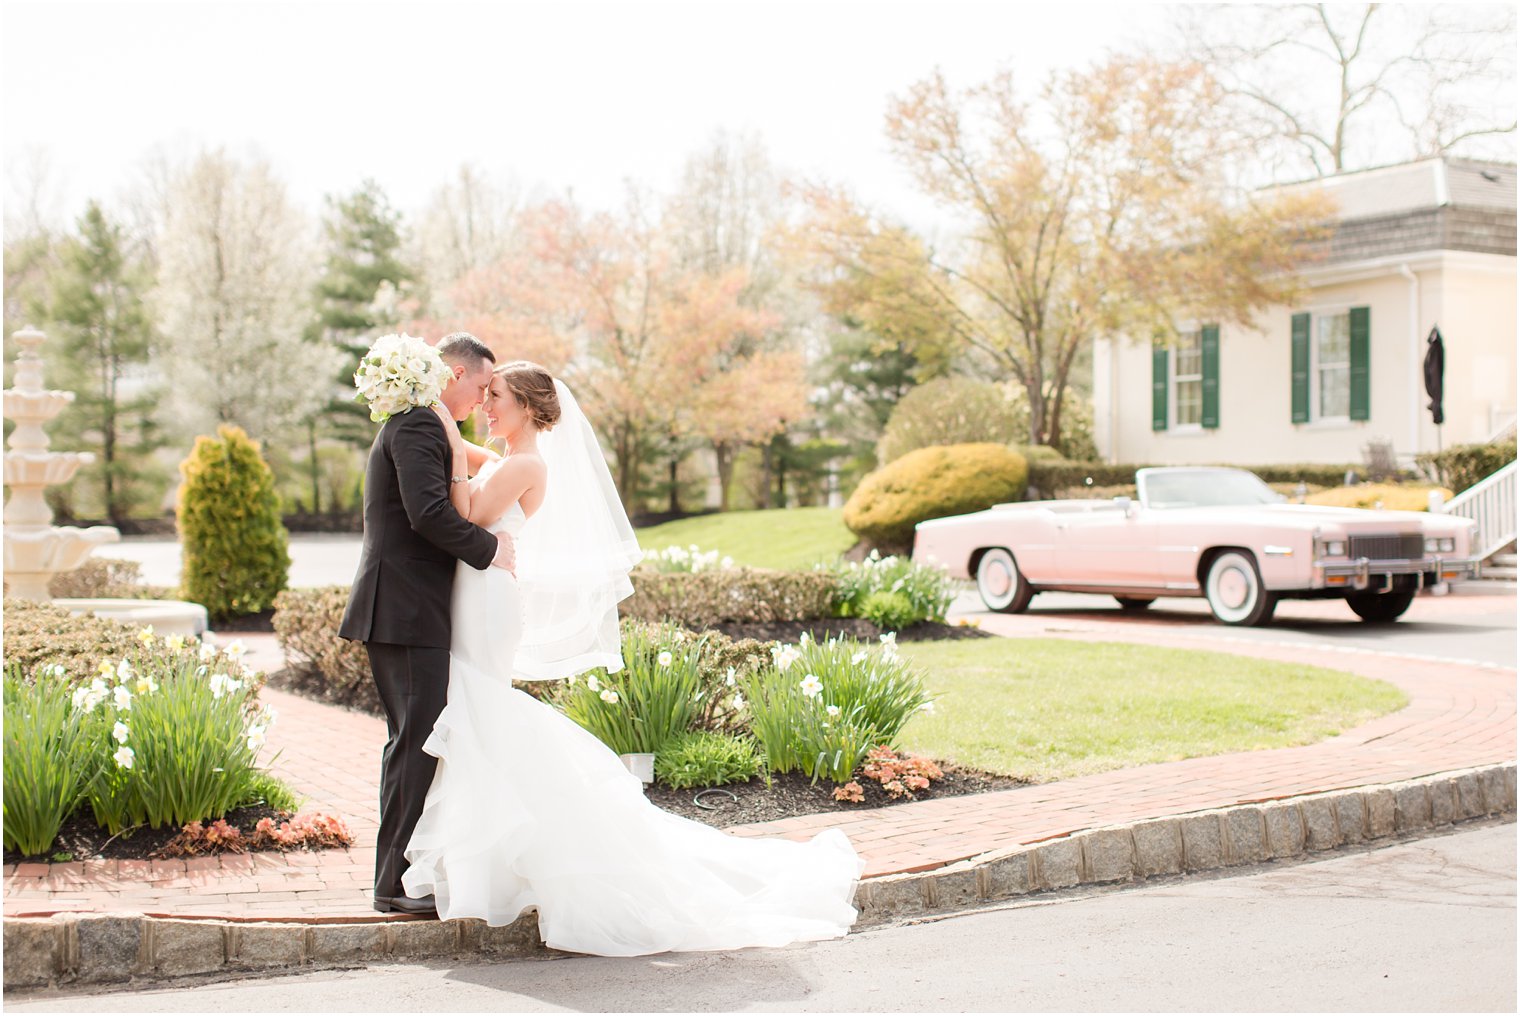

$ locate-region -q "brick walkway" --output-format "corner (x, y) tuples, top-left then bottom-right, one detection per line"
(4, 599), (1514, 922)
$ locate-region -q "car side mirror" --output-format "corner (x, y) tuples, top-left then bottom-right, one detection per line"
(1113, 495), (1134, 518)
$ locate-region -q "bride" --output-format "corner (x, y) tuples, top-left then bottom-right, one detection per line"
(403, 361), (864, 957)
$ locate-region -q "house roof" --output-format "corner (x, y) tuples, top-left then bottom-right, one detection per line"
(1276, 156), (1517, 263)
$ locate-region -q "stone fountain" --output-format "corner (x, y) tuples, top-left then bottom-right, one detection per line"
(4, 326), (206, 635)
(3, 326), (120, 598)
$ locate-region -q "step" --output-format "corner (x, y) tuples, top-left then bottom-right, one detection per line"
(1489, 554), (1517, 567)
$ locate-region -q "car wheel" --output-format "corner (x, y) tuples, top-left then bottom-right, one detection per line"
(1346, 589), (1416, 623)
(1203, 551), (1276, 626)
(1114, 597), (1155, 611)
(976, 548), (1034, 614)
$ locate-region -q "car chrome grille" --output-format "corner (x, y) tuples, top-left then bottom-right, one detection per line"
(1348, 534), (1424, 561)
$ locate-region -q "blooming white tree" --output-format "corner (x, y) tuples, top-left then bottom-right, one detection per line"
(152, 150), (341, 441)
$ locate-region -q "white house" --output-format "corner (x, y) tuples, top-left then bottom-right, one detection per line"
(1093, 157), (1517, 467)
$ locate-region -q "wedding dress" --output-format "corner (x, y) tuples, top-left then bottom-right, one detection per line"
(402, 462), (864, 957)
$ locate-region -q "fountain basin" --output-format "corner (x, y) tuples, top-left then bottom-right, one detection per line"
(4, 451), (93, 487)
(53, 598), (209, 637)
(4, 526), (121, 598)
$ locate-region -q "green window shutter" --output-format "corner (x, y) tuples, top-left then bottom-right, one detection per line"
(1152, 345), (1168, 431)
(1201, 324), (1220, 429)
(1349, 306), (1370, 421)
(1290, 312), (1310, 424)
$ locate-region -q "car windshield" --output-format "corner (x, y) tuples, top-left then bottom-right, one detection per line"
(1141, 470), (1285, 509)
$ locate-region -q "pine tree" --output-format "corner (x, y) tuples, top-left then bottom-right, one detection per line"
(45, 202), (161, 522)
(305, 180), (414, 512)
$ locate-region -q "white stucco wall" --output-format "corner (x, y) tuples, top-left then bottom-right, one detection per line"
(1095, 250), (1515, 466)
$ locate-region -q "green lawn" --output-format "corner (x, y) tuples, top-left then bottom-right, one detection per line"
(896, 638), (1407, 783)
(636, 507), (856, 571)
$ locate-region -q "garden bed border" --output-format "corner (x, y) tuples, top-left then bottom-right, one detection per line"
(4, 761), (1514, 991)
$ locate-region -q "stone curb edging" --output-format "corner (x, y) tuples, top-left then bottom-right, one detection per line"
(4, 762), (1514, 991)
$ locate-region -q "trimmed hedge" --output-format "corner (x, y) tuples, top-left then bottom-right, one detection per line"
(1417, 440), (1517, 494)
(621, 568), (837, 627)
(844, 443), (1029, 551)
(1, 599), (145, 683)
(270, 587), (375, 712)
(1027, 460), (1372, 497)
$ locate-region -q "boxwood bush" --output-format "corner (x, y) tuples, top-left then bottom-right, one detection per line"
(844, 443), (1029, 552)
(271, 587), (376, 713)
(622, 568), (836, 627)
(2, 600), (147, 684)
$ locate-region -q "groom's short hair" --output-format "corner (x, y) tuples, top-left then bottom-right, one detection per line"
(437, 332), (496, 371)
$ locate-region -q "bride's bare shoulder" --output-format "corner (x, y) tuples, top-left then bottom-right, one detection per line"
(485, 452), (547, 485)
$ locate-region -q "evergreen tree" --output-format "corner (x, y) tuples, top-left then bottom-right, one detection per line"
(305, 180), (414, 511)
(45, 202), (162, 522)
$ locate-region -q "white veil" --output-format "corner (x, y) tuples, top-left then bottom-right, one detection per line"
(512, 379), (642, 681)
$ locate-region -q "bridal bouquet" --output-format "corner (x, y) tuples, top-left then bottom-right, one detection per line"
(353, 333), (450, 422)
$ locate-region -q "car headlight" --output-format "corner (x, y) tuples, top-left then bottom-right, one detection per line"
(1322, 539), (1347, 557)
(1424, 537), (1455, 554)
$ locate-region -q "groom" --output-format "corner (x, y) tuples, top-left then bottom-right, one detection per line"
(339, 332), (514, 915)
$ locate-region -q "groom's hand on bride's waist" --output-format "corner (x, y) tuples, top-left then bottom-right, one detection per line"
(491, 531), (516, 574)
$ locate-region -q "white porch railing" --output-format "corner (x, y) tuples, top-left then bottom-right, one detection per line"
(1436, 460), (1518, 562)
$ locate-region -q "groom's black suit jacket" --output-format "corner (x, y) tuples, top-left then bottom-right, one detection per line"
(339, 408), (498, 650)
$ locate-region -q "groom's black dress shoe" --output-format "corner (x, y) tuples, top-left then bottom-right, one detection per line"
(374, 893), (437, 915)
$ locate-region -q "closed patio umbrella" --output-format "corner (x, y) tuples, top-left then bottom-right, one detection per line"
(1423, 326), (1445, 426)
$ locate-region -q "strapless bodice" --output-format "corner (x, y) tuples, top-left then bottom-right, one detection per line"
(474, 458), (527, 537)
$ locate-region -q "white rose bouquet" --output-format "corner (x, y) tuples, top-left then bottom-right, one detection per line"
(353, 333), (451, 423)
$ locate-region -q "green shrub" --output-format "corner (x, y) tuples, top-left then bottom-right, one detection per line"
(1417, 440), (1517, 494)
(843, 443), (1029, 552)
(1307, 483), (1451, 512)
(3, 664), (93, 855)
(823, 551), (957, 626)
(1015, 444), (1068, 465)
(2, 600), (147, 683)
(622, 568), (836, 627)
(177, 425), (291, 622)
(559, 622), (704, 756)
(877, 378), (1029, 465)
(271, 587), (375, 711)
(857, 591), (918, 631)
(654, 730), (762, 789)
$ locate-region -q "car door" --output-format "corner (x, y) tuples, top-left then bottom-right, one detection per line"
(1047, 504), (1158, 588)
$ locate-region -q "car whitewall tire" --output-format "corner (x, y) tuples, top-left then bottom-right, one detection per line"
(1204, 550), (1276, 626)
(976, 548), (1033, 614)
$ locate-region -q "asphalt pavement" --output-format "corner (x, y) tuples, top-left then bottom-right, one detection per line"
(10, 820), (1513, 1013)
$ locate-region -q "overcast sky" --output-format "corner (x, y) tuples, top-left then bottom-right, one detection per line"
(3, 0), (1171, 229)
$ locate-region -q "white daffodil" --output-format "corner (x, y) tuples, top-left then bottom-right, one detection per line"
(96, 661), (115, 679)
(209, 672), (228, 699)
(599, 689), (620, 705)
(115, 659), (134, 682)
(43, 663), (67, 679)
(720, 555), (734, 569)
(71, 686), (90, 711)
(725, 666), (736, 687)
(112, 685), (133, 711)
(224, 677), (243, 696)
(223, 639), (247, 660)
(112, 721), (130, 744)
(657, 650), (674, 668)
(774, 646), (802, 672)
(586, 675), (601, 693)
(826, 704), (842, 719)
(246, 725), (267, 751)
(800, 674), (824, 699)
(919, 700), (937, 715)
(199, 641), (219, 662)
(879, 632), (898, 646)
(851, 650), (869, 665)
(731, 693), (745, 710)
(799, 630), (811, 645)
(136, 625), (156, 645)
(134, 676), (158, 696)
(113, 745), (135, 770)
(165, 634), (187, 652)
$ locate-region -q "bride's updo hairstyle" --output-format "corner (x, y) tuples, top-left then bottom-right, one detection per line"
(494, 361), (562, 431)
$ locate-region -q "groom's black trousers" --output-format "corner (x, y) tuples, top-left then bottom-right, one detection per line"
(366, 641), (450, 899)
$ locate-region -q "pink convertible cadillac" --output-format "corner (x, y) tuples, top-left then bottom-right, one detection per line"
(912, 467), (1480, 626)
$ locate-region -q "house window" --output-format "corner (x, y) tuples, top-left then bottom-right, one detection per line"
(1314, 312), (1351, 420)
(1173, 329), (1203, 427)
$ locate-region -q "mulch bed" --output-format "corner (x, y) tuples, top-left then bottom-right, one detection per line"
(3, 803), (291, 865)
(712, 618), (992, 644)
(644, 764), (1024, 828)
